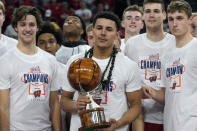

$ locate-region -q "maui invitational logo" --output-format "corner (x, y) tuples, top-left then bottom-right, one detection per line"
(166, 58), (185, 90)
(20, 66), (49, 100)
(138, 53), (161, 83)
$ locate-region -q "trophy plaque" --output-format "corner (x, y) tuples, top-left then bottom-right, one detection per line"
(68, 58), (110, 131)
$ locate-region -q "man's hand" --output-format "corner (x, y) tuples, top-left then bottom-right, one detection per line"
(75, 95), (91, 110)
(142, 86), (157, 99)
(94, 118), (119, 131)
(142, 86), (165, 104)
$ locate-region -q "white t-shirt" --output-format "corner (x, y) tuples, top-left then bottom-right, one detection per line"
(0, 34), (17, 57)
(4, 25), (18, 39)
(120, 38), (126, 53)
(57, 62), (67, 90)
(56, 45), (90, 65)
(62, 52), (142, 131)
(56, 62), (68, 131)
(0, 47), (61, 131)
(125, 33), (176, 124)
(161, 38), (197, 131)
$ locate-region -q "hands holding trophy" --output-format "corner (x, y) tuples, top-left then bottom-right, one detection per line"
(68, 58), (110, 131)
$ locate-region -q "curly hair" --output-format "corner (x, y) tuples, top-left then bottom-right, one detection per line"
(12, 6), (42, 29)
(36, 21), (63, 45)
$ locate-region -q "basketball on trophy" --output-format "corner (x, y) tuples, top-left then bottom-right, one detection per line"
(67, 58), (101, 92)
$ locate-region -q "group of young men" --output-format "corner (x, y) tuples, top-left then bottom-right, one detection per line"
(0, 0), (197, 131)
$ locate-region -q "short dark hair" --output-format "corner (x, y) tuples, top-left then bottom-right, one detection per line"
(12, 6), (42, 29)
(93, 11), (121, 31)
(36, 21), (63, 45)
(143, 0), (165, 11)
(167, 0), (192, 18)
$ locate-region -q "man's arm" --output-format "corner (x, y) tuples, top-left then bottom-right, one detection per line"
(106, 90), (142, 130)
(118, 90), (142, 128)
(143, 86), (165, 104)
(132, 112), (144, 131)
(0, 89), (9, 131)
(49, 91), (61, 131)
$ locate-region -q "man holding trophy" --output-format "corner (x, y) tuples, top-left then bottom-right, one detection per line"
(61, 12), (142, 131)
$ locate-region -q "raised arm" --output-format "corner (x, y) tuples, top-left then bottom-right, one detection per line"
(49, 91), (62, 131)
(0, 89), (10, 131)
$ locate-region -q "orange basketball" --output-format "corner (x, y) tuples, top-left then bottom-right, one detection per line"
(68, 58), (101, 92)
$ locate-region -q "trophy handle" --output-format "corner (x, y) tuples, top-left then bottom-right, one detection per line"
(86, 92), (100, 110)
(78, 82), (87, 96)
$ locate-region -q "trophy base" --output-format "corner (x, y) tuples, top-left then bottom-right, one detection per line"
(79, 122), (110, 131)
(79, 107), (110, 131)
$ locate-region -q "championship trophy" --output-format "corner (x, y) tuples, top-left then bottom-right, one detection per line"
(68, 58), (110, 131)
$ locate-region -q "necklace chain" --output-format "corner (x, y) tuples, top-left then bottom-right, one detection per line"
(85, 47), (117, 90)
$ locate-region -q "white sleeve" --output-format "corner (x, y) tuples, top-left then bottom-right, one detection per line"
(124, 39), (130, 56)
(61, 56), (79, 92)
(125, 62), (142, 92)
(0, 57), (11, 90)
(88, 9), (92, 17)
(53, 62), (68, 91)
(50, 58), (69, 91)
(124, 38), (135, 61)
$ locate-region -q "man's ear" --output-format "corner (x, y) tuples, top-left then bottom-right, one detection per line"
(188, 16), (193, 25)
(56, 44), (60, 51)
(142, 14), (145, 21)
(162, 11), (167, 21)
(2, 15), (5, 23)
(140, 21), (144, 29)
(80, 28), (84, 35)
(14, 26), (18, 32)
(121, 20), (125, 28)
(116, 31), (120, 38)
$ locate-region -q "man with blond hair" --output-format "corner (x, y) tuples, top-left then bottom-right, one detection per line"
(86, 23), (94, 47)
(121, 4), (144, 52)
(0, 1), (17, 56)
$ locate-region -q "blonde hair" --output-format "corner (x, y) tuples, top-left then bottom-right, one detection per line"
(122, 5), (143, 20)
(192, 12), (197, 17)
(0, 1), (5, 15)
(50, 22), (61, 31)
(86, 23), (93, 33)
